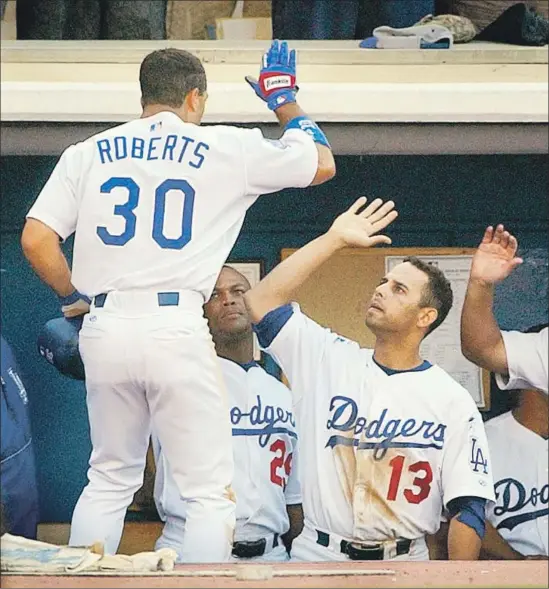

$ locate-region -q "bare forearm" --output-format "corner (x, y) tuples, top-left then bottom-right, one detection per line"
(21, 222), (74, 297)
(426, 522), (449, 560)
(480, 521), (523, 560)
(462, 278), (498, 343)
(282, 504), (304, 552)
(461, 278), (507, 373)
(25, 247), (74, 296)
(448, 518), (481, 560)
(246, 232), (343, 322)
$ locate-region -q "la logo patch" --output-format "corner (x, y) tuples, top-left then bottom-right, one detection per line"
(468, 417), (489, 474)
(469, 437), (489, 474)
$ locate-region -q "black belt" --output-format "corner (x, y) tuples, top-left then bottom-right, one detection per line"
(316, 530), (412, 560)
(93, 292), (181, 308)
(232, 534), (279, 559)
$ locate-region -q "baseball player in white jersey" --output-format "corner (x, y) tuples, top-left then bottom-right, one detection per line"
(461, 225), (548, 395)
(153, 266), (302, 562)
(482, 381), (548, 560)
(244, 198), (495, 562)
(20, 41), (335, 562)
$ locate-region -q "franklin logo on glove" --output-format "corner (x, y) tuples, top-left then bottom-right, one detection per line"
(245, 40), (298, 111)
(263, 75), (294, 92)
(245, 40), (331, 150)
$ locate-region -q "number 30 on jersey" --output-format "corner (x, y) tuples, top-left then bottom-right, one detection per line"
(96, 176), (195, 250)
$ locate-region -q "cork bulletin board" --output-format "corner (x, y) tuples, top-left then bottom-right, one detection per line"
(280, 246), (491, 411)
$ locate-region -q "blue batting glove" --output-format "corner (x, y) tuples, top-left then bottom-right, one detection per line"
(245, 40), (298, 111)
(58, 290), (91, 319)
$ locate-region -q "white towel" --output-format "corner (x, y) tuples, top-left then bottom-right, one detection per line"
(374, 23), (454, 48)
(1, 533), (178, 573)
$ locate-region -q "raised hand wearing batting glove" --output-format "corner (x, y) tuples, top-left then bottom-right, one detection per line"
(245, 40), (298, 112)
(328, 197), (399, 249)
(244, 38), (334, 176)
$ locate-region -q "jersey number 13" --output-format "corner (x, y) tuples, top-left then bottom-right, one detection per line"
(386, 455), (433, 504)
(96, 176), (195, 250)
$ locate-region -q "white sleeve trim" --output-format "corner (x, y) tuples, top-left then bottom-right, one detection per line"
(25, 211), (73, 242)
(284, 494), (302, 506)
(496, 329), (548, 393)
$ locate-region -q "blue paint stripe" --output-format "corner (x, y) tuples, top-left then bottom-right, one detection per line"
(325, 435), (443, 450)
(232, 427), (298, 439)
(496, 508), (549, 531)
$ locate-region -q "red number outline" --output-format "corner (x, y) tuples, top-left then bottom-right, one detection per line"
(404, 461), (433, 504)
(269, 439), (293, 488)
(387, 455), (433, 504)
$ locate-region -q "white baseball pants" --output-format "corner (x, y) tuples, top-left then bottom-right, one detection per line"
(290, 523), (429, 561)
(68, 290), (235, 562)
(157, 517), (289, 562)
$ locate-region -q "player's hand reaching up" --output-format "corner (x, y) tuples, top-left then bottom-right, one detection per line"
(329, 197), (398, 249)
(470, 225), (523, 285)
(245, 40), (298, 111)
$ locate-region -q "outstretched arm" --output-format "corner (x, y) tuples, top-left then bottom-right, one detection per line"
(273, 103), (335, 186)
(461, 225), (523, 374)
(245, 197), (398, 323)
(245, 40), (335, 186)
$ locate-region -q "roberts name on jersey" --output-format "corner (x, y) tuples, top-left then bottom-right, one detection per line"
(97, 133), (210, 169)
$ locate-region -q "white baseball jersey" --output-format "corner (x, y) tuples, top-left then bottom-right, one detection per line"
(255, 304), (495, 546)
(495, 328), (548, 395)
(26, 111), (318, 300)
(485, 411), (548, 556)
(154, 357), (301, 540)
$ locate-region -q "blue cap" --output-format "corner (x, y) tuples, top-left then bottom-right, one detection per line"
(37, 317), (85, 381)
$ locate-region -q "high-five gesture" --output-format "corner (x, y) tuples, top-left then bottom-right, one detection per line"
(462, 224), (525, 376)
(470, 225), (523, 285)
(329, 197), (398, 249)
(245, 196), (399, 323)
(245, 40), (298, 111)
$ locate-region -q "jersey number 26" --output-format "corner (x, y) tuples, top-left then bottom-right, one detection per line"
(96, 176), (195, 250)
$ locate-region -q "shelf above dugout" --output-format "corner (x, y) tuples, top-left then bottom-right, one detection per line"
(1, 40), (547, 155)
(2, 39), (548, 65)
